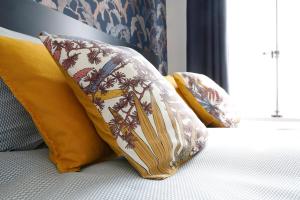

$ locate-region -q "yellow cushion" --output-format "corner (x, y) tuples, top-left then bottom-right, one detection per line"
(173, 72), (239, 127)
(40, 33), (208, 179)
(0, 36), (113, 172)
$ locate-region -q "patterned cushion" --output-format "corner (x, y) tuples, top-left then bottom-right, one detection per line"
(40, 33), (208, 179)
(173, 72), (239, 128)
(0, 79), (43, 151)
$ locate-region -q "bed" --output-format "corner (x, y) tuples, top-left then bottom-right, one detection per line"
(1, 1), (300, 199)
(1, 127), (300, 200)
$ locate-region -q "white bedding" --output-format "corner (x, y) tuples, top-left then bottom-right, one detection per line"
(1, 127), (300, 200)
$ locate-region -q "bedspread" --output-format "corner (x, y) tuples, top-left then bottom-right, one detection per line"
(1, 128), (300, 200)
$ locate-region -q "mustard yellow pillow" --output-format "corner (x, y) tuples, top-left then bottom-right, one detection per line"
(173, 72), (239, 127)
(0, 36), (113, 172)
(40, 33), (208, 179)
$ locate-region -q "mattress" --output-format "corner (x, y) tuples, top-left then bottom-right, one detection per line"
(1, 127), (300, 200)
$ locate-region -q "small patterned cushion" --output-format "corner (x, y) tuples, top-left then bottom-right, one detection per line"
(0, 79), (43, 151)
(40, 33), (208, 179)
(173, 72), (239, 128)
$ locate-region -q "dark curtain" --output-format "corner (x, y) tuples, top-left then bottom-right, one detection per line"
(187, 0), (228, 91)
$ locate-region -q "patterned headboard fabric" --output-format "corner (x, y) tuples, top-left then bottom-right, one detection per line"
(34, 0), (168, 74)
(0, 0), (161, 72)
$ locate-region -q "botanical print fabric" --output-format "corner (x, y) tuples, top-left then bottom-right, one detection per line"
(40, 33), (207, 179)
(34, 0), (167, 74)
(175, 72), (239, 128)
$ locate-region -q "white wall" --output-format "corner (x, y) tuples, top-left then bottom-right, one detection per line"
(166, 0), (187, 73)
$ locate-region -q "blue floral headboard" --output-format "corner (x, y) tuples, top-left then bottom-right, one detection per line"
(34, 0), (167, 75)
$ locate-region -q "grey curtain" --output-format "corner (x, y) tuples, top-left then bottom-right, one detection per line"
(187, 0), (228, 91)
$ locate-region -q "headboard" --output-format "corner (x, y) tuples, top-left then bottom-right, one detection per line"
(0, 0), (160, 68)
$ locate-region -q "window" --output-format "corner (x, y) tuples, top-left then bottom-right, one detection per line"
(227, 0), (300, 119)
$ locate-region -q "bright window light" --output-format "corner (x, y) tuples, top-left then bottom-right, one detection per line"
(227, 0), (300, 119)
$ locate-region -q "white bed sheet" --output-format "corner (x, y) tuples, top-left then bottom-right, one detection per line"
(0, 127), (300, 200)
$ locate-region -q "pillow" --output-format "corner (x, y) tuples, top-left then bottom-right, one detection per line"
(0, 28), (44, 151)
(0, 36), (113, 172)
(40, 33), (208, 179)
(0, 79), (43, 151)
(173, 72), (239, 128)
(165, 75), (185, 98)
(165, 75), (179, 90)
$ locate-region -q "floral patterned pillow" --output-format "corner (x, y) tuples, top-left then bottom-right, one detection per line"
(40, 33), (208, 179)
(173, 72), (239, 128)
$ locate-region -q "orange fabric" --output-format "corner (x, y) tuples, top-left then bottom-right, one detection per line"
(0, 36), (113, 172)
